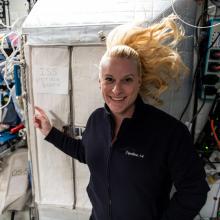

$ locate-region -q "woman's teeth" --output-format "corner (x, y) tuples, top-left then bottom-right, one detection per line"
(111, 97), (125, 101)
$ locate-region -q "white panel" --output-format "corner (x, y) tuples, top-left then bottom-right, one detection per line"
(0, 149), (28, 213)
(74, 161), (91, 210)
(71, 46), (106, 212)
(22, 0), (172, 45)
(31, 46), (74, 208)
(25, 45), (41, 204)
(72, 46), (105, 127)
(23, 0), (169, 28)
(38, 205), (91, 220)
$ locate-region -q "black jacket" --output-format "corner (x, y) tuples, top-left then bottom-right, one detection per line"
(45, 96), (209, 220)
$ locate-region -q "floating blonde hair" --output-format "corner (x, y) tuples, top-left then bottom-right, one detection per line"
(101, 15), (188, 105)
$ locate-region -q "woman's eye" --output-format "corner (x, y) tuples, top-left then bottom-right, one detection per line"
(105, 77), (114, 83)
(124, 78), (133, 83)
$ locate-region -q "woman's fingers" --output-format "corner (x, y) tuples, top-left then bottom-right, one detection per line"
(35, 106), (48, 119)
(34, 122), (40, 128)
(33, 115), (42, 128)
(34, 114), (43, 123)
(33, 106), (52, 136)
(34, 112), (49, 127)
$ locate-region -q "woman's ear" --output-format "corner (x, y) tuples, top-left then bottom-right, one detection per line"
(98, 78), (101, 90)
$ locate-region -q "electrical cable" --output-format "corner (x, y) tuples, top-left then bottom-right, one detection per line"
(179, 64), (199, 121)
(171, 0), (220, 28)
(195, 6), (214, 46)
(179, 8), (209, 121)
(211, 119), (220, 149)
(195, 13), (206, 47)
(190, 94), (206, 123)
(191, 32), (220, 137)
(0, 28), (22, 110)
(179, 32), (220, 121)
(191, 62), (200, 141)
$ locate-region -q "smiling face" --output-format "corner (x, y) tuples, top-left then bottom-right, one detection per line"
(99, 56), (141, 119)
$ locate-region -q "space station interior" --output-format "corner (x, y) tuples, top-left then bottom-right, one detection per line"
(0, 0), (220, 219)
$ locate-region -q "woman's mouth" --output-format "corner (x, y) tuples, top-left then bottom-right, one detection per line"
(110, 97), (125, 101)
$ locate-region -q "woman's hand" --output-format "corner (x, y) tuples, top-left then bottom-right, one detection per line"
(34, 106), (52, 136)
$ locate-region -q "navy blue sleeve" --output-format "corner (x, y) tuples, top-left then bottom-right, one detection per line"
(161, 123), (210, 220)
(45, 127), (86, 163)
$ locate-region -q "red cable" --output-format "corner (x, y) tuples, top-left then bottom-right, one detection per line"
(210, 119), (220, 149)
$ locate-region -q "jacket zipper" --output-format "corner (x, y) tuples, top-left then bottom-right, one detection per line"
(107, 144), (113, 220)
(107, 113), (115, 220)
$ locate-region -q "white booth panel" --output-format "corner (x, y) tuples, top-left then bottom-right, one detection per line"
(72, 46), (105, 127)
(0, 149), (29, 214)
(28, 46), (75, 208)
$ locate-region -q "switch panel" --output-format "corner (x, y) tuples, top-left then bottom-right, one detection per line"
(201, 19), (220, 99)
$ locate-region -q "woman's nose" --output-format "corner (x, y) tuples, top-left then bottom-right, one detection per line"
(112, 82), (122, 95)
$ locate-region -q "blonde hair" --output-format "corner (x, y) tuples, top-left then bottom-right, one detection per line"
(100, 15), (188, 105)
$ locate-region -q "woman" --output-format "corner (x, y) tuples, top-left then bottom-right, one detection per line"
(34, 16), (209, 220)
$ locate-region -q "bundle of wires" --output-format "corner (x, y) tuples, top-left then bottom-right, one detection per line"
(210, 117), (220, 149)
(209, 93), (220, 149)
